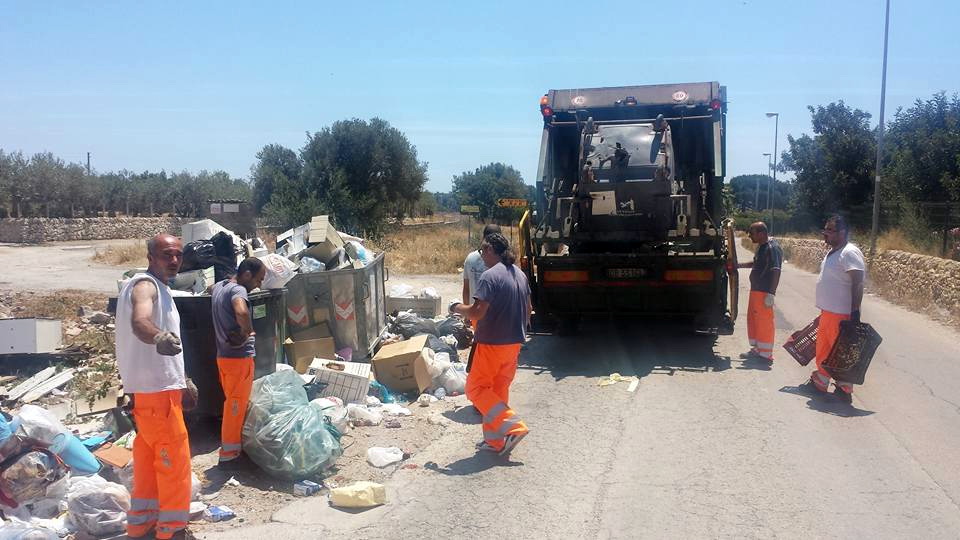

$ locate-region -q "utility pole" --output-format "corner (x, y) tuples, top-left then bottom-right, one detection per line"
(870, 0), (891, 261)
(760, 153), (771, 211)
(86, 152), (91, 175)
(765, 113), (780, 234)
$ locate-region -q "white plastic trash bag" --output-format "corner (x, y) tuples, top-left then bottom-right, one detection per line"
(388, 283), (415, 298)
(259, 253), (298, 289)
(65, 474), (130, 536)
(366, 447), (403, 468)
(0, 517), (60, 540)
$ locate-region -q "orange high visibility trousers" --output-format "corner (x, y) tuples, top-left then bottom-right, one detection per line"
(127, 390), (191, 540)
(217, 357), (254, 462)
(811, 310), (853, 394)
(466, 343), (529, 451)
(747, 291), (776, 360)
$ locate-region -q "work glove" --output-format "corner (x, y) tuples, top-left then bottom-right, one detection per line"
(764, 293), (775, 308)
(448, 301), (462, 315)
(153, 331), (182, 356)
(850, 310), (861, 322)
(182, 378), (198, 411)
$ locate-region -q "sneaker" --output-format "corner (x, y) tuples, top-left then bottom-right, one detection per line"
(499, 432), (528, 456)
(797, 380), (826, 394)
(833, 386), (853, 404)
(475, 441), (499, 453)
(739, 350), (760, 360)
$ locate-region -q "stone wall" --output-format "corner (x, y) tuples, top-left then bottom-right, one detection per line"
(743, 236), (960, 322)
(0, 217), (185, 244)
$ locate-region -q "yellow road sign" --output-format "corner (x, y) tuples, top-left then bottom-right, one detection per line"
(460, 205), (480, 214)
(497, 198), (528, 208)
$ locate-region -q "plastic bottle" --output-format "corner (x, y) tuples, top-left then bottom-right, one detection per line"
(366, 447), (403, 468)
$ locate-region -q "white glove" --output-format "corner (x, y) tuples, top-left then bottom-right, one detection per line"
(764, 294), (775, 308)
(153, 331), (182, 356)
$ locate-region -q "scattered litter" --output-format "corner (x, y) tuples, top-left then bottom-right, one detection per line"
(225, 476), (240, 487)
(329, 481), (387, 508)
(190, 501), (208, 520)
(346, 404), (382, 426)
(366, 447), (403, 468)
(401, 463), (419, 470)
(203, 505), (236, 522)
(200, 491), (221, 502)
(365, 396), (382, 407)
(293, 480), (322, 497)
(298, 256), (326, 274)
(389, 284), (415, 298)
(22, 369), (76, 404)
(598, 373), (639, 389)
(259, 253), (298, 290)
(417, 394), (438, 407)
(384, 419), (401, 428)
(380, 404), (411, 416)
(311, 359), (372, 404)
(627, 379), (640, 393)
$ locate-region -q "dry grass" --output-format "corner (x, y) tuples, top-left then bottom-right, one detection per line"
(2, 290), (110, 323)
(875, 228), (940, 256)
(372, 222), (521, 274)
(92, 240), (147, 267)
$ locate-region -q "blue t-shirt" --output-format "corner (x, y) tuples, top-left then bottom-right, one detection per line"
(212, 280), (255, 358)
(474, 262), (530, 345)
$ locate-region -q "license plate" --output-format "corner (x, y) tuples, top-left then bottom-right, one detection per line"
(606, 268), (648, 279)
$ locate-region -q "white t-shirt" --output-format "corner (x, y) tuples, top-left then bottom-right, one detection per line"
(815, 243), (866, 315)
(462, 251), (489, 301)
(115, 273), (186, 394)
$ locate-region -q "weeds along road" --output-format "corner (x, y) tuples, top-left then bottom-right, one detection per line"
(203, 244), (960, 540)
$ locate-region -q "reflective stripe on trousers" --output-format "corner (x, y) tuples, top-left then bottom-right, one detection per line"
(129, 390), (192, 540)
(466, 343), (528, 451)
(747, 290), (775, 359)
(217, 357), (254, 461)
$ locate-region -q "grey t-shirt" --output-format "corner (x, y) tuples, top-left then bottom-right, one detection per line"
(212, 280), (255, 358)
(474, 262), (530, 345)
(749, 240), (783, 294)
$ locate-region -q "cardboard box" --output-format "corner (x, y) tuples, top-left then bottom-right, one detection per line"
(284, 337), (337, 374)
(385, 296), (442, 318)
(304, 215), (344, 262)
(291, 322), (332, 342)
(309, 359), (371, 403)
(371, 335), (433, 393)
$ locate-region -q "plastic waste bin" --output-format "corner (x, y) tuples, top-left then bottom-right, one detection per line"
(284, 252), (386, 359)
(175, 288), (287, 419)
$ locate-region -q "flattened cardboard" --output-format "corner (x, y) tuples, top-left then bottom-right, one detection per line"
(94, 442), (133, 468)
(371, 335), (432, 393)
(291, 322), (332, 341)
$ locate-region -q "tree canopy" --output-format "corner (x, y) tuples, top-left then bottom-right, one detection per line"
(451, 162), (529, 222)
(727, 174), (791, 211)
(255, 118), (428, 236)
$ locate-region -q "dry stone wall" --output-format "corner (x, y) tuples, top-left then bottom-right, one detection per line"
(0, 217), (185, 244)
(756, 237), (960, 322)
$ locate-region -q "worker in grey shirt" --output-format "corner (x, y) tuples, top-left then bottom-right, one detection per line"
(211, 257), (265, 467)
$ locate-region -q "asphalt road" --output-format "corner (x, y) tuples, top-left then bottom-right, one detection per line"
(196, 243), (960, 539)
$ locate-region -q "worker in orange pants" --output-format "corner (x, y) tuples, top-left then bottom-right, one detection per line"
(810, 310), (852, 393)
(216, 357), (254, 462)
(466, 343), (528, 451)
(115, 234), (194, 539)
(453, 233), (531, 456)
(800, 215), (865, 403)
(127, 390), (192, 539)
(211, 258), (266, 466)
(737, 222), (782, 363)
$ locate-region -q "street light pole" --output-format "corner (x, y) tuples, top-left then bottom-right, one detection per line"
(766, 112), (780, 234)
(760, 152), (772, 211)
(870, 0), (891, 260)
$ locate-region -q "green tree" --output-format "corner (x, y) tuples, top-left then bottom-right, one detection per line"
(779, 101), (876, 226)
(885, 92), (960, 203)
(452, 162), (528, 222)
(433, 191), (459, 213)
(282, 118), (428, 236)
(251, 144), (302, 213)
(727, 174), (791, 211)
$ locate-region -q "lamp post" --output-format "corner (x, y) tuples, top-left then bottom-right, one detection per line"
(870, 0), (891, 260)
(765, 112), (780, 234)
(760, 152), (772, 211)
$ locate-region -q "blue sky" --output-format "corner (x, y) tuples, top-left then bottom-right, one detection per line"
(2, 0), (958, 192)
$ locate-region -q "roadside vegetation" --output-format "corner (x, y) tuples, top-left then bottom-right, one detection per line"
(91, 240), (147, 267)
(373, 221), (520, 275)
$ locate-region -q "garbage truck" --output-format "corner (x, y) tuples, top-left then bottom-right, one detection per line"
(520, 82), (735, 334)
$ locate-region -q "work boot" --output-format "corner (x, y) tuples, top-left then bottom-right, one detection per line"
(499, 432), (528, 456)
(833, 386), (853, 404)
(217, 453), (253, 471)
(170, 529), (198, 540)
(738, 350), (760, 360)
